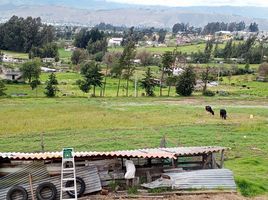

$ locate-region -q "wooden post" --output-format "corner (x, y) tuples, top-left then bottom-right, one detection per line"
(148, 158), (152, 167)
(40, 133), (44, 152)
(146, 171), (152, 183)
(171, 158), (175, 168)
(211, 153), (217, 169)
(220, 150), (225, 168)
(121, 158), (124, 170)
(29, 174), (35, 200)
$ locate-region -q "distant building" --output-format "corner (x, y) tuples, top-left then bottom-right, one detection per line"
(0, 67), (24, 82)
(2, 54), (19, 63)
(41, 67), (57, 73)
(173, 67), (184, 76)
(42, 58), (55, 63)
(108, 38), (123, 47)
(205, 34), (214, 41)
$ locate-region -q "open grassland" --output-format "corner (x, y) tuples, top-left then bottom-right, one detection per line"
(0, 97), (267, 197)
(0, 50), (28, 59)
(1, 48), (71, 61)
(58, 48), (72, 62)
(4, 72), (268, 99)
(109, 42), (228, 54)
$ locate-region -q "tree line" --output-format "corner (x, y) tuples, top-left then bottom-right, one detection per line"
(172, 21), (258, 35)
(0, 16), (55, 53)
(190, 36), (267, 64)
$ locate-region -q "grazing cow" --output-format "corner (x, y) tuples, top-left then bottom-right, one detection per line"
(220, 109), (227, 119)
(205, 106), (214, 115)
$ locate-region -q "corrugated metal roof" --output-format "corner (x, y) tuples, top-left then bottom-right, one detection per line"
(142, 169), (236, 190)
(0, 146), (227, 160)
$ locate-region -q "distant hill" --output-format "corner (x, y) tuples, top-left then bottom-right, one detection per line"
(1, 3), (268, 30)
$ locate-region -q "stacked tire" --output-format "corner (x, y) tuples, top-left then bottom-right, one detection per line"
(65, 177), (86, 198)
(36, 182), (57, 200)
(6, 177), (86, 200)
(6, 186), (28, 200)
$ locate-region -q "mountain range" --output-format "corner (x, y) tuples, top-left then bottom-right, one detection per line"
(1, 0), (268, 30)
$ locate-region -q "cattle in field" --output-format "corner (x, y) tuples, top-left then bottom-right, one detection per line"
(220, 109), (227, 120)
(205, 106), (214, 115)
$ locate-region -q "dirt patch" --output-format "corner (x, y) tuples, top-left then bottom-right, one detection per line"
(81, 193), (268, 200)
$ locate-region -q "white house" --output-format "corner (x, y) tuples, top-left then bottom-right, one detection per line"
(42, 58), (55, 63)
(41, 67), (57, 73)
(2, 54), (19, 63)
(108, 38), (123, 47)
(173, 67), (184, 76)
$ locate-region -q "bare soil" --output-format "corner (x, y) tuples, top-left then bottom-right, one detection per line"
(81, 194), (268, 200)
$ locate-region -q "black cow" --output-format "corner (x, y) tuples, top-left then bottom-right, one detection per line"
(205, 106), (214, 115)
(220, 109), (227, 120)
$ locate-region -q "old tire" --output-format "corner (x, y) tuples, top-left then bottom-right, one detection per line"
(65, 177), (86, 198)
(6, 186), (28, 200)
(36, 182), (57, 200)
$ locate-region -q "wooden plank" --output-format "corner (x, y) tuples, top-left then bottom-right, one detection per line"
(212, 153), (217, 169)
(220, 150), (225, 168)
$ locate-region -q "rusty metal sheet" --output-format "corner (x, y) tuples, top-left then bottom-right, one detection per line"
(0, 146), (227, 160)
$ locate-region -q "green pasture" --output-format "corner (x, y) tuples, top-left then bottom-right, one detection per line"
(0, 50), (28, 59)
(3, 71), (268, 99)
(0, 97), (267, 197)
(109, 43), (227, 55)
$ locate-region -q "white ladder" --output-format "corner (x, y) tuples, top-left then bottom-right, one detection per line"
(60, 148), (78, 200)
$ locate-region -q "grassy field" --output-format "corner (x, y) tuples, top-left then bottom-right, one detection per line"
(1, 48), (71, 61)
(1, 69), (268, 197)
(0, 50), (28, 59)
(3, 71), (268, 99)
(109, 43), (227, 54)
(0, 97), (267, 197)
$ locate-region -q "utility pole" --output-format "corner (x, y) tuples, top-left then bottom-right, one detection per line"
(134, 75), (138, 97)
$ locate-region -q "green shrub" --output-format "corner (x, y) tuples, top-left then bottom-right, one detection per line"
(108, 180), (120, 192)
(202, 90), (215, 96)
(217, 90), (229, 96)
(127, 186), (138, 195)
(148, 187), (172, 193)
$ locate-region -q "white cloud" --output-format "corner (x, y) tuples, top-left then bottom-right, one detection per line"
(107, 0), (268, 7)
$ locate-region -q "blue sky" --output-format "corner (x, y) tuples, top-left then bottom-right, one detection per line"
(107, 0), (268, 7)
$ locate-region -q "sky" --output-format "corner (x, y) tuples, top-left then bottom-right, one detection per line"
(107, 0), (268, 7)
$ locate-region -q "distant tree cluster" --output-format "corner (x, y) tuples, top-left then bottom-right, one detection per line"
(215, 37), (263, 64)
(172, 23), (202, 34)
(94, 22), (127, 32)
(202, 21), (246, 35)
(78, 61), (103, 97)
(122, 26), (167, 45)
(29, 43), (59, 60)
(248, 22), (259, 32)
(74, 28), (107, 62)
(191, 40), (214, 63)
(0, 16), (54, 53)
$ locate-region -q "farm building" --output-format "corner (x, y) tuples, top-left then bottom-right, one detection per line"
(0, 67), (24, 82)
(0, 146), (236, 199)
(108, 38), (123, 47)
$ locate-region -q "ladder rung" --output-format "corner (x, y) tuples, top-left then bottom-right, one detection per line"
(62, 187), (75, 191)
(63, 168), (75, 171)
(62, 178), (75, 181)
(62, 158), (74, 162)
